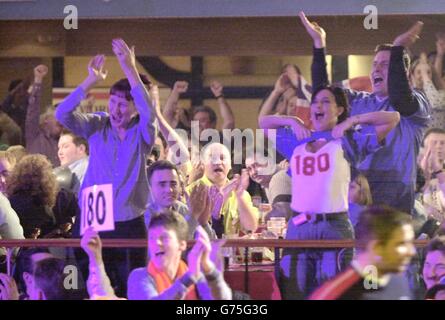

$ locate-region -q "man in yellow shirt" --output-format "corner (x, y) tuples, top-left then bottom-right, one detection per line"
(187, 143), (258, 237)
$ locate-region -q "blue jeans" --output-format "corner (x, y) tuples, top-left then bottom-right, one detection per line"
(280, 213), (354, 299)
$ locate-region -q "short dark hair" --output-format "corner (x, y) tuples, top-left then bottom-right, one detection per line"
(355, 205), (412, 249)
(33, 257), (67, 300)
(375, 43), (411, 71)
(425, 283), (445, 300)
(425, 236), (445, 256)
(311, 85), (350, 124)
(148, 209), (188, 242)
(109, 74), (151, 101)
(422, 128), (445, 147)
(13, 248), (51, 294)
(61, 130), (89, 155)
(147, 160), (179, 183)
(192, 106), (217, 124)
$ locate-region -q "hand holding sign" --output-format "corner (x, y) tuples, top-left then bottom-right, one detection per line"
(81, 184), (114, 235)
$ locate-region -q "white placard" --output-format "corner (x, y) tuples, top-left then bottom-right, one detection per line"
(80, 184), (114, 235)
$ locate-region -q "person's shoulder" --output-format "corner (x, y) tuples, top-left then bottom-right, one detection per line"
(412, 89), (430, 106)
(309, 266), (362, 300)
(128, 267), (149, 281)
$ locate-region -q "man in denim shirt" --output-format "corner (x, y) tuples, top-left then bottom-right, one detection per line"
(56, 39), (156, 296)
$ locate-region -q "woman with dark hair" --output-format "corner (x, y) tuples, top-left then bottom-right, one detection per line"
(259, 84), (400, 299)
(6, 154), (58, 238)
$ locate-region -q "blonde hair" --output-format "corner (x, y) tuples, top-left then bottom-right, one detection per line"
(352, 174), (373, 206)
(6, 154), (58, 207)
(0, 150), (17, 168)
(6, 145), (27, 163)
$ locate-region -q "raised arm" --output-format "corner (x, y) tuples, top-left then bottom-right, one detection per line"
(389, 21), (424, 116)
(25, 65), (47, 145)
(210, 81), (235, 129)
(258, 74), (293, 118)
(55, 55), (108, 138)
(434, 36), (445, 90)
(112, 38), (156, 145)
(152, 85), (191, 171)
(81, 227), (117, 299)
(299, 11), (329, 90)
(419, 53), (445, 109)
(162, 81), (188, 128)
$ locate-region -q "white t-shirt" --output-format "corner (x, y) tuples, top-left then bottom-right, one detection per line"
(289, 126), (381, 214)
(290, 139), (350, 213)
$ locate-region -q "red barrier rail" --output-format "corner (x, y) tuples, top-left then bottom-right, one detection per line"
(0, 238), (430, 294)
(0, 238), (430, 248)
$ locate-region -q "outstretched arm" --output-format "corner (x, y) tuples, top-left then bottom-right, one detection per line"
(333, 111), (400, 142)
(258, 74), (292, 118)
(210, 81), (235, 129)
(151, 85), (191, 171)
(81, 227), (117, 299)
(434, 36), (445, 90)
(299, 11), (329, 90)
(163, 81), (188, 128)
(389, 21), (424, 116)
(112, 38), (156, 145)
(25, 65), (47, 145)
(55, 55), (108, 138)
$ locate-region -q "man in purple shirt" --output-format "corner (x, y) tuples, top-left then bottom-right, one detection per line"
(300, 12), (430, 214)
(56, 39), (156, 296)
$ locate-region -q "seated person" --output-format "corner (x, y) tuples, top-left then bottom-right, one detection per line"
(127, 212), (231, 300)
(422, 236), (445, 291)
(186, 143), (258, 237)
(145, 160), (215, 239)
(81, 212), (232, 300)
(1, 249), (67, 300)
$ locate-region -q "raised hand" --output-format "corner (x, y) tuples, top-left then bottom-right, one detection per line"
(112, 38), (136, 70)
(34, 64), (48, 84)
(393, 21), (424, 48)
(188, 161), (205, 184)
(187, 232), (205, 278)
(172, 81), (189, 95)
(194, 226), (215, 274)
(210, 81), (224, 98)
(87, 55), (108, 83)
(274, 74), (292, 94)
(235, 169), (250, 197)
(437, 35), (445, 57)
(0, 274), (19, 300)
(418, 52), (432, 78)
(209, 185), (224, 220)
(150, 84), (161, 113)
(299, 11), (326, 48)
(285, 65), (300, 89)
(80, 227), (103, 262)
(187, 183), (210, 222)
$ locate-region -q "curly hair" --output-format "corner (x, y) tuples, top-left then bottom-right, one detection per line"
(6, 154), (58, 207)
